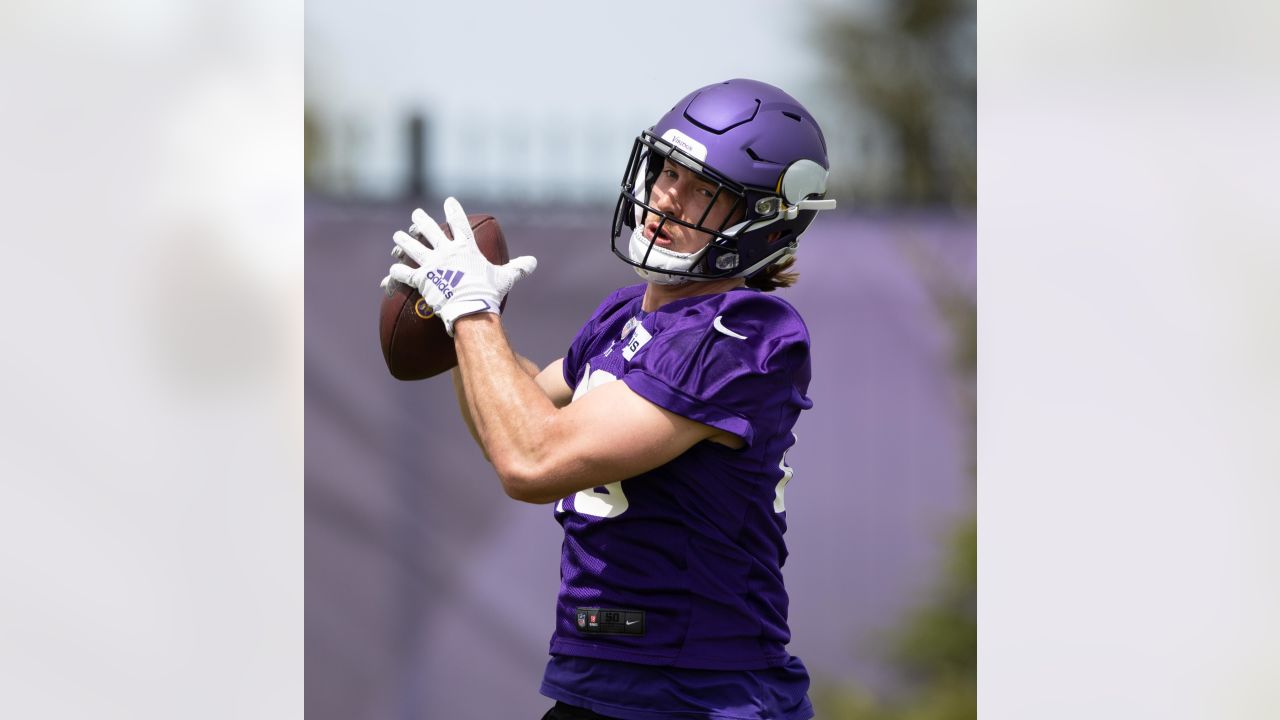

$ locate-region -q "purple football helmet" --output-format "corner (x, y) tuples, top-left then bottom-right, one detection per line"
(612, 78), (837, 282)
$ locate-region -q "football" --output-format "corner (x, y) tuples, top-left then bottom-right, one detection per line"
(379, 213), (510, 380)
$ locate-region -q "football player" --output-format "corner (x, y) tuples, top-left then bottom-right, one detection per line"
(384, 78), (837, 720)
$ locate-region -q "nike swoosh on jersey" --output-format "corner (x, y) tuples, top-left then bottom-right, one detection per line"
(712, 315), (748, 340)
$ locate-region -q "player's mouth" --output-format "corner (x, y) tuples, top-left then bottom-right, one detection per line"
(645, 221), (674, 246)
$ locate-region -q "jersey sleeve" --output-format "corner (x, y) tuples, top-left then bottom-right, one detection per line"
(621, 293), (811, 447)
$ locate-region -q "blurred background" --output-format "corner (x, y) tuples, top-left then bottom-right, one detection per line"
(306, 1), (975, 718)
(3, 1), (1276, 719)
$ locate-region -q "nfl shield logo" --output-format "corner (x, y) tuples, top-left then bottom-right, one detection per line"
(576, 611), (587, 629)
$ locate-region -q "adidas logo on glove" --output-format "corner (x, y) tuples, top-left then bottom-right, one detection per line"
(425, 269), (465, 299)
(383, 197), (538, 337)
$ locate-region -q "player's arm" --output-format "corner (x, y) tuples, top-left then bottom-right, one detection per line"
(452, 355), (572, 456)
(532, 358), (574, 407)
(453, 314), (739, 504)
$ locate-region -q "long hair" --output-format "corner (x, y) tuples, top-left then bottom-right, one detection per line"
(745, 255), (799, 292)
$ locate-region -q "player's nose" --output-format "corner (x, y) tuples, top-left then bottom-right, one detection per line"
(651, 185), (680, 215)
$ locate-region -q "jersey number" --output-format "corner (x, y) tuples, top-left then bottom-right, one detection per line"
(559, 365), (632, 517)
(569, 482), (630, 518)
(774, 436), (796, 513)
(560, 367), (794, 517)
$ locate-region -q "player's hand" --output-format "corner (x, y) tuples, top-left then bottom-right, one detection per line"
(383, 197), (537, 336)
(379, 222), (425, 296)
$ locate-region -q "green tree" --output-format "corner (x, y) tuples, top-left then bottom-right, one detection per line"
(817, 0), (975, 207)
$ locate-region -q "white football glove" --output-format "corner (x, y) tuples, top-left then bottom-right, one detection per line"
(381, 197), (537, 336)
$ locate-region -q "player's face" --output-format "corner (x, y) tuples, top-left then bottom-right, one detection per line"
(643, 158), (742, 254)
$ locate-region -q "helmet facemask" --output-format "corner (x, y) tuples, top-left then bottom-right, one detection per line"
(610, 80), (837, 286)
(611, 131), (785, 283)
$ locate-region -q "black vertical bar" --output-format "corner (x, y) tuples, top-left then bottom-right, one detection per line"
(406, 113), (429, 199)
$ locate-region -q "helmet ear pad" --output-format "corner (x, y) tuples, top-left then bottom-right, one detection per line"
(706, 215), (809, 278)
(623, 151), (664, 231)
(643, 155), (663, 198)
(636, 155), (665, 228)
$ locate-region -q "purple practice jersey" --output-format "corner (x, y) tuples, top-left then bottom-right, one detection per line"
(547, 283), (813, 677)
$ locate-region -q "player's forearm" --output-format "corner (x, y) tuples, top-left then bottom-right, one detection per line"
(452, 314), (566, 501)
(451, 354), (541, 459)
(451, 367), (488, 459)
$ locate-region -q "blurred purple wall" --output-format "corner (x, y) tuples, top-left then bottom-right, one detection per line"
(305, 198), (974, 718)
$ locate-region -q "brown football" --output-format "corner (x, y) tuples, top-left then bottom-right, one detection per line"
(379, 213), (510, 380)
